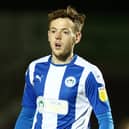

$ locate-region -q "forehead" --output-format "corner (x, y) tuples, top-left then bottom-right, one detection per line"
(49, 18), (74, 29)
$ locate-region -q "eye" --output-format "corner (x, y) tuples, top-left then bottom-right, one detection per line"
(63, 30), (70, 35)
(50, 29), (56, 33)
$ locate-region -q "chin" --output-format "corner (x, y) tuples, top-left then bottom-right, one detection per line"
(54, 53), (64, 58)
(53, 51), (63, 57)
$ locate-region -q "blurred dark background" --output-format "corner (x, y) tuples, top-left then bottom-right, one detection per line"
(0, 1), (129, 129)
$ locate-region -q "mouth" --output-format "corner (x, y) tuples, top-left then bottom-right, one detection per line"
(55, 43), (61, 48)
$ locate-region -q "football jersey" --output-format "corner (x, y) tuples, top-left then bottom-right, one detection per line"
(22, 54), (111, 129)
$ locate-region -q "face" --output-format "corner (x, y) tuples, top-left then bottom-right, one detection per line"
(48, 18), (81, 61)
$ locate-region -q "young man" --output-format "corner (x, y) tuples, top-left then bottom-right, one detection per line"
(14, 6), (114, 129)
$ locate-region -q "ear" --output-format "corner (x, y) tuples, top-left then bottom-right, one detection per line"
(75, 32), (82, 44)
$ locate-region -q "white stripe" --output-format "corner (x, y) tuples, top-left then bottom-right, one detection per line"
(31, 110), (38, 129)
(75, 56), (105, 85)
(29, 62), (36, 86)
(71, 62), (92, 129)
(42, 64), (66, 129)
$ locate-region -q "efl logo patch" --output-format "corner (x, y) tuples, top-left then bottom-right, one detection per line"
(98, 86), (108, 102)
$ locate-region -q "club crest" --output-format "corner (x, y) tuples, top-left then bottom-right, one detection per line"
(65, 76), (76, 87)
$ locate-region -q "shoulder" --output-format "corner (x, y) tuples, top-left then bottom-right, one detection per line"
(25, 55), (50, 85)
(75, 55), (100, 72)
(30, 55), (50, 65)
(75, 55), (105, 83)
(28, 55), (50, 70)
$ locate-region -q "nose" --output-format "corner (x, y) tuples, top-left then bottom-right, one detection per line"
(55, 31), (62, 40)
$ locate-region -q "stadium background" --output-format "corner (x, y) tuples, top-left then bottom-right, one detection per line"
(0, 1), (129, 128)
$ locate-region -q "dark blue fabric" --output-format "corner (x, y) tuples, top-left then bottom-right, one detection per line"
(85, 72), (111, 115)
(14, 107), (35, 129)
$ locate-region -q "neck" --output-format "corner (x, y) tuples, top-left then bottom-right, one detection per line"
(51, 53), (74, 65)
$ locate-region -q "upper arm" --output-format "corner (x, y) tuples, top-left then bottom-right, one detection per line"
(21, 67), (36, 109)
(85, 70), (111, 115)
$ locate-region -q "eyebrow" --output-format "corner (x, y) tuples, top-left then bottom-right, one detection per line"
(50, 27), (70, 31)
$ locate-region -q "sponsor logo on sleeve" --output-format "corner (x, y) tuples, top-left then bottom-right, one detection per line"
(98, 86), (108, 102)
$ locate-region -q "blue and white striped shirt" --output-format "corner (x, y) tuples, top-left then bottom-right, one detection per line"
(22, 54), (111, 129)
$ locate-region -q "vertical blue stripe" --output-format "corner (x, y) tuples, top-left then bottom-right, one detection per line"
(57, 64), (84, 128)
(85, 72), (111, 115)
(33, 62), (50, 129)
(33, 62), (50, 96)
(34, 113), (42, 129)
